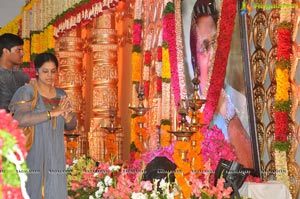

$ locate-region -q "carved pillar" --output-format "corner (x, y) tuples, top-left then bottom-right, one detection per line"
(56, 29), (87, 158)
(88, 10), (123, 162)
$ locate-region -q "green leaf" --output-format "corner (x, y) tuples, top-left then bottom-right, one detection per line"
(163, 2), (175, 16)
(274, 141), (290, 151)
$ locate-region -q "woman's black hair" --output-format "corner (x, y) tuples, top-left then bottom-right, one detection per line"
(34, 52), (59, 70)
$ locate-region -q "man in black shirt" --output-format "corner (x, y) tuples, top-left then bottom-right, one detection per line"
(0, 33), (30, 112)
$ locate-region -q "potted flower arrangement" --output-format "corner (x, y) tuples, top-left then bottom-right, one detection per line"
(67, 147), (234, 199)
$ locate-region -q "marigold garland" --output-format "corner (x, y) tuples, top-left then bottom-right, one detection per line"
(162, 43), (171, 79)
(275, 67), (290, 101)
(131, 116), (148, 153)
(175, 172), (192, 199)
(274, 22), (292, 151)
(22, 39), (31, 64)
(161, 42), (171, 120)
(160, 121), (171, 147)
(273, 15), (292, 186)
(131, 52), (142, 82)
(0, 15), (21, 35)
(130, 3), (143, 144)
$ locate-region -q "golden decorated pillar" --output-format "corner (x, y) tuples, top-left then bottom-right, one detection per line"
(88, 10), (123, 162)
(56, 29), (87, 158)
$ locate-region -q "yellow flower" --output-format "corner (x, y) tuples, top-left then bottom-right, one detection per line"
(132, 52), (142, 82)
(275, 68), (290, 101)
(23, 39), (31, 63)
(162, 47), (171, 79)
(47, 25), (55, 49)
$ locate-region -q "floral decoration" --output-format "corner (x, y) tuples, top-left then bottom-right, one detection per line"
(67, 152), (233, 199)
(0, 109), (28, 198)
(202, 0), (237, 124)
(156, 45), (163, 94)
(53, 0), (121, 37)
(130, 115), (148, 155)
(130, 1), (143, 146)
(201, 126), (236, 171)
(160, 121), (172, 147)
(163, 2), (181, 107)
(273, 18), (292, 186)
(0, 15), (21, 35)
(274, 22), (292, 151)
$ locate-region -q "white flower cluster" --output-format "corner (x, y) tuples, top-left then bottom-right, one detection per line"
(89, 165), (121, 199)
(132, 178), (178, 199)
(109, 165), (121, 172)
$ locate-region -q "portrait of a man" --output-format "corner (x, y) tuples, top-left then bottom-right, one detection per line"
(182, 0), (254, 169)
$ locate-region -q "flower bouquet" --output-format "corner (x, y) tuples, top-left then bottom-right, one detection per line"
(67, 152), (233, 199)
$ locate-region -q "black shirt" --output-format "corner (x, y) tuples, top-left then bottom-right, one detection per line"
(0, 67), (30, 112)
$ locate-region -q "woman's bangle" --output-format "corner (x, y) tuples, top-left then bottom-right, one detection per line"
(47, 111), (52, 120)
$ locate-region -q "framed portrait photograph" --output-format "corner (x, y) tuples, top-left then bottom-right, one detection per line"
(181, 0), (261, 177)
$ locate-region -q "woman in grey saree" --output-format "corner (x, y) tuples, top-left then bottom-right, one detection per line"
(9, 52), (77, 199)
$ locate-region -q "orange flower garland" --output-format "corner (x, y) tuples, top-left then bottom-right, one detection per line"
(131, 116), (148, 153)
(172, 109), (205, 198)
(160, 122), (171, 147)
(175, 172), (192, 199)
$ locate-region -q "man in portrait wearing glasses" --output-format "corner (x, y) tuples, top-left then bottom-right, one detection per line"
(0, 33), (30, 112)
(188, 0), (254, 169)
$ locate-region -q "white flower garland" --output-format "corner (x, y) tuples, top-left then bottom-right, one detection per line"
(174, 0), (187, 100)
(54, 0), (119, 37)
(162, 82), (171, 119)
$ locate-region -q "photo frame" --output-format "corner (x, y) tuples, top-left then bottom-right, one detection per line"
(181, 0), (261, 177)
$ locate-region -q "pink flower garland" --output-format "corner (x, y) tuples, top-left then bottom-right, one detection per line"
(163, 7), (181, 107)
(133, 23), (142, 45)
(0, 110), (27, 156)
(203, 0), (237, 124)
